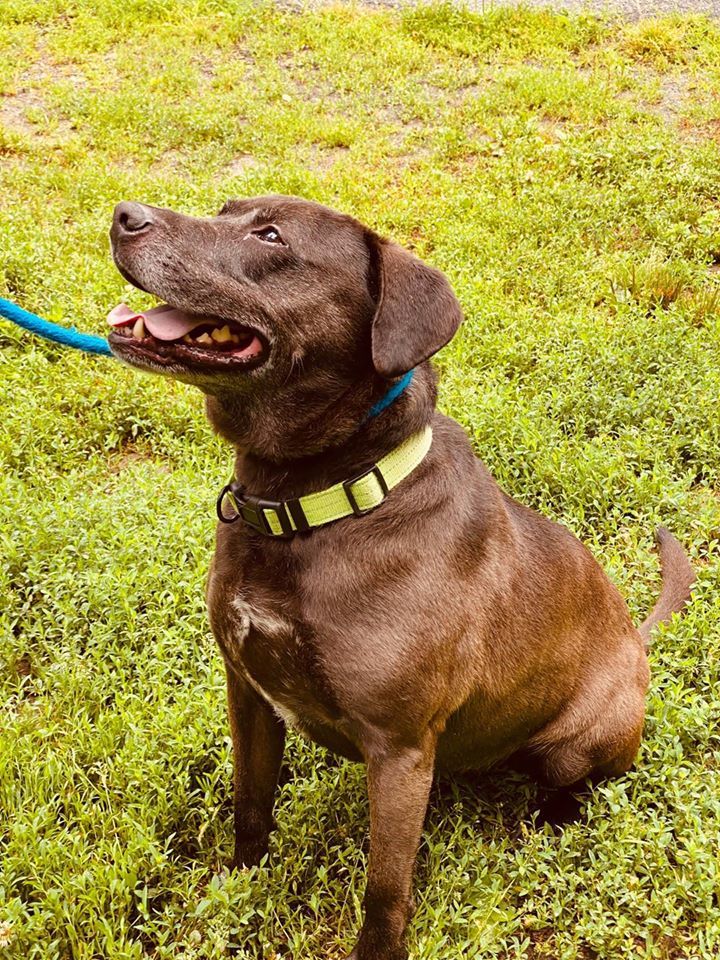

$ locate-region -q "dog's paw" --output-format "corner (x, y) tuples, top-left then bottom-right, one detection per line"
(227, 841), (269, 871)
(343, 940), (408, 960)
(343, 950), (408, 960)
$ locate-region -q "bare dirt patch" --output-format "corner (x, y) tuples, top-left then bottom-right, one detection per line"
(304, 143), (351, 172)
(652, 74), (691, 120)
(613, 63), (691, 116)
(0, 90), (48, 137)
(107, 441), (169, 476)
(225, 153), (263, 175)
(0, 54), (80, 143)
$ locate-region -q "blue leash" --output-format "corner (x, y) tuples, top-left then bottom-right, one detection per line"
(0, 295), (413, 414)
(0, 296), (113, 357)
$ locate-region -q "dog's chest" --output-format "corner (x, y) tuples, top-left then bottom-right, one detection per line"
(214, 588), (336, 731)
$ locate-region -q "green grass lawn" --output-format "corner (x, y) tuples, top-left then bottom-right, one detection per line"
(2, 2), (720, 957)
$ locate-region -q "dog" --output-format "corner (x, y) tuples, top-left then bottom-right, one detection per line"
(108, 195), (694, 960)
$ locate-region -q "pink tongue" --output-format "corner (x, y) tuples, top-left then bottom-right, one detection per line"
(107, 303), (204, 341)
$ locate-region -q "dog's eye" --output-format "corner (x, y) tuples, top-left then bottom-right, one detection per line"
(252, 225), (284, 244)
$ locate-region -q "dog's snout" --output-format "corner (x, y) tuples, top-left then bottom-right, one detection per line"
(113, 201), (154, 237)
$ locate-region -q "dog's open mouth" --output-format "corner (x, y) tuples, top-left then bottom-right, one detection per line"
(107, 303), (266, 370)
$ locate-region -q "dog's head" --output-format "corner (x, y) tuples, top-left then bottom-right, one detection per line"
(109, 195), (462, 453)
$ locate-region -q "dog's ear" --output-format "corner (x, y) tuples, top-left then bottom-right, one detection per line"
(369, 239), (463, 378)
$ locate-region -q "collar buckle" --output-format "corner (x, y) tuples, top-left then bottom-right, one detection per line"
(342, 464), (389, 516)
(216, 484), (295, 538)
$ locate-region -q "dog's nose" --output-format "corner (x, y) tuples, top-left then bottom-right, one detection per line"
(113, 201), (154, 236)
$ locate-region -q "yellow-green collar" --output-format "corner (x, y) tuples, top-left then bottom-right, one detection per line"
(217, 426), (433, 538)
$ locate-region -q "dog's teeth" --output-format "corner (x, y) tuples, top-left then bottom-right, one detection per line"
(212, 324), (232, 343)
(132, 317), (145, 340)
(182, 335), (193, 344)
(229, 333), (239, 344)
(196, 332), (213, 345)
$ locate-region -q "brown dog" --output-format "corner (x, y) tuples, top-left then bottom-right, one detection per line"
(108, 195), (694, 960)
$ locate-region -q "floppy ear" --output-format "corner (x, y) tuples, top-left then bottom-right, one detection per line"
(370, 240), (463, 378)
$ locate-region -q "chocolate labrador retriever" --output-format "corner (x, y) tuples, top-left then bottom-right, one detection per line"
(108, 195), (694, 960)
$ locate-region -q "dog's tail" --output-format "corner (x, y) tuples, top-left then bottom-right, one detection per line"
(639, 526), (695, 645)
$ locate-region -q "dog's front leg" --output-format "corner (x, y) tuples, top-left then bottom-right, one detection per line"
(348, 733), (436, 960)
(225, 662), (285, 869)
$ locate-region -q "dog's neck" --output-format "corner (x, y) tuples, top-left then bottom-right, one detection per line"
(205, 364), (438, 500)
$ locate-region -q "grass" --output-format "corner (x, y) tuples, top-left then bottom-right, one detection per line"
(1, 2), (720, 958)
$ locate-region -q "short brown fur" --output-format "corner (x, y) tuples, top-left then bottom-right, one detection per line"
(109, 195), (695, 960)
